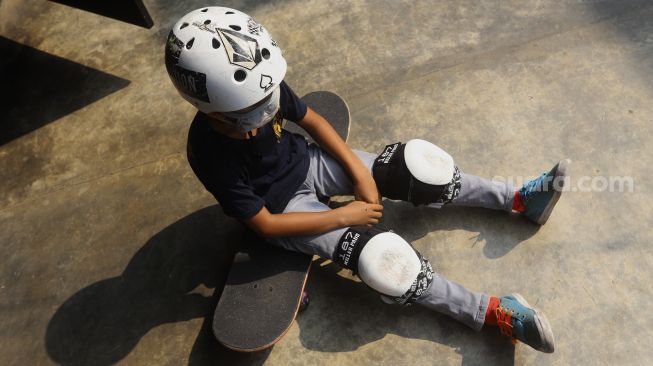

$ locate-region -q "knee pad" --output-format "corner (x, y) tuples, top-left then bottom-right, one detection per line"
(333, 226), (435, 305)
(373, 139), (461, 205)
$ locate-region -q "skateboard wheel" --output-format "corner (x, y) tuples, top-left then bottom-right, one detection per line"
(298, 290), (309, 313)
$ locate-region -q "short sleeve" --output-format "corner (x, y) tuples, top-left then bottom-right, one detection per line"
(210, 177), (266, 220)
(187, 117), (266, 220)
(279, 81), (307, 122)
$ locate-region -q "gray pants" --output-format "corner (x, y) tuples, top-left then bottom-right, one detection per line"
(269, 144), (514, 330)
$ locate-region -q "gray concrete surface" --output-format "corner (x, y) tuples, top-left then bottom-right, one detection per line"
(1, 0), (652, 365)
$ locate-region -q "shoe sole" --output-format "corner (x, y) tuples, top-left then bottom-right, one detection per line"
(535, 159), (571, 225)
(511, 293), (555, 353)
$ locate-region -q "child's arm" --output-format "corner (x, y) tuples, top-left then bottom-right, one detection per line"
(297, 107), (381, 204)
(244, 201), (383, 238)
(245, 106), (385, 239)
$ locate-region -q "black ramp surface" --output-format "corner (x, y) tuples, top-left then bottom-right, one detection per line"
(49, 0), (154, 28)
(0, 36), (130, 146)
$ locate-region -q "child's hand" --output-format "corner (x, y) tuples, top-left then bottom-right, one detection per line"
(337, 201), (383, 226)
(354, 173), (382, 205)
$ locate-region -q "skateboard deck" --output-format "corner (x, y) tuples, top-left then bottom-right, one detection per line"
(212, 91), (350, 352)
(283, 91), (351, 145)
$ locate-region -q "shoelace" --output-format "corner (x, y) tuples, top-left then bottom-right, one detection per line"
(521, 173), (548, 201)
(495, 306), (517, 345)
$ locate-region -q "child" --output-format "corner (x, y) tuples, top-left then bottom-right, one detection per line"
(165, 7), (567, 353)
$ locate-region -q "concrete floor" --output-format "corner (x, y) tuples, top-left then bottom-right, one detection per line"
(1, 0), (652, 365)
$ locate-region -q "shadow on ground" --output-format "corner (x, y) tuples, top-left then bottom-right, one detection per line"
(44, 206), (269, 366)
(386, 200), (540, 259)
(45, 202), (534, 365)
(0, 36), (130, 146)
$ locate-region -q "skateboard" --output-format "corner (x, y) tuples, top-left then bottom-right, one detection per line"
(211, 91), (351, 352)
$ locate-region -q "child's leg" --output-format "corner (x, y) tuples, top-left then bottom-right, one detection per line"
(367, 140), (568, 224)
(272, 151), (553, 351)
(273, 149), (488, 329)
(443, 163), (571, 225)
(269, 193), (488, 331)
(308, 143), (514, 212)
(448, 173), (514, 211)
(268, 210), (553, 352)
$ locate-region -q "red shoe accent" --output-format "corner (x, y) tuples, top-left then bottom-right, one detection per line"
(484, 296), (501, 326)
(512, 191), (526, 212)
(496, 306), (517, 345)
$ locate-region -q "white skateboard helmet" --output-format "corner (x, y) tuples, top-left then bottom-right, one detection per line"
(165, 7), (287, 114)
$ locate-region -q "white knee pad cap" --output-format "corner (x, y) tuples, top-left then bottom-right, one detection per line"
(404, 139), (455, 185)
(357, 232), (422, 297)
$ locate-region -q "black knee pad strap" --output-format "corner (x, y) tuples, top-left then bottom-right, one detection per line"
(389, 251), (435, 305)
(434, 166), (461, 205)
(333, 225), (386, 274)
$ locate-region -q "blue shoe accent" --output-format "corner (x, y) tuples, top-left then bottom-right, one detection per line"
(496, 294), (555, 353)
(518, 159), (570, 225)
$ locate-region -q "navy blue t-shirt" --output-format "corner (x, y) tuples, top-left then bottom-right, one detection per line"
(187, 81), (309, 220)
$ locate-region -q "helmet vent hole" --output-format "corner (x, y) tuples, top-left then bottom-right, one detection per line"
(201, 8), (208, 12)
(261, 48), (270, 60)
(180, 22), (189, 29)
(234, 69), (247, 82)
(229, 25), (241, 31)
(186, 38), (195, 49)
(225, 11), (235, 14)
(204, 19), (211, 25)
(212, 38), (221, 49)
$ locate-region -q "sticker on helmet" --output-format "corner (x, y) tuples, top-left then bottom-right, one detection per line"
(192, 21), (216, 34)
(260, 74), (274, 91)
(165, 31), (184, 66)
(165, 31), (209, 102)
(217, 28), (262, 70)
(168, 64), (210, 103)
(247, 18), (263, 35)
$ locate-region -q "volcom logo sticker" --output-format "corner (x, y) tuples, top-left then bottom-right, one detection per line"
(247, 18), (263, 35)
(217, 28), (262, 70)
(260, 74), (274, 91)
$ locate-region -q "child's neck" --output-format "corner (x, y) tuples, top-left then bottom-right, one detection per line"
(207, 117), (257, 140)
